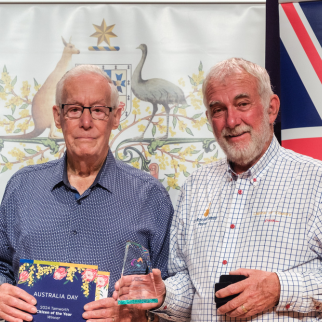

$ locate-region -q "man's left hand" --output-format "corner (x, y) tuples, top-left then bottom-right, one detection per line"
(82, 297), (147, 322)
(83, 297), (127, 322)
(216, 269), (280, 318)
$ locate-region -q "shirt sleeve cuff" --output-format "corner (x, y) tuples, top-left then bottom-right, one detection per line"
(275, 271), (304, 312)
(151, 287), (173, 319)
(151, 280), (189, 321)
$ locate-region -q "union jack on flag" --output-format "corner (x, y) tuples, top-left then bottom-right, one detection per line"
(280, 1), (322, 160)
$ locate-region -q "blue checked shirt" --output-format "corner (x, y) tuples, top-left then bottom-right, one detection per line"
(0, 150), (173, 296)
(155, 136), (322, 321)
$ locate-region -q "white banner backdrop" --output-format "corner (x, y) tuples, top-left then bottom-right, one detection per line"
(0, 3), (265, 203)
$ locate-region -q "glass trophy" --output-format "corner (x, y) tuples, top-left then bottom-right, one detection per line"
(118, 241), (158, 305)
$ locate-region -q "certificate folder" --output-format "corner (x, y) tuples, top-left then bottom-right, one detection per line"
(18, 259), (98, 322)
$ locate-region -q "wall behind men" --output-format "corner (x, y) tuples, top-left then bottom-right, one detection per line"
(0, 2), (265, 204)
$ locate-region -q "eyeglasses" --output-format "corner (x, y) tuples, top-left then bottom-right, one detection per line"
(61, 104), (113, 120)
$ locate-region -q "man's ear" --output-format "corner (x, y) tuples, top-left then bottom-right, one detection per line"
(268, 94), (280, 125)
(112, 107), (122, 130)
(53, 105), (62, 129)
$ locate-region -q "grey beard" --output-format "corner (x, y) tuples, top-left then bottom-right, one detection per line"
(216, 115), (271, 167)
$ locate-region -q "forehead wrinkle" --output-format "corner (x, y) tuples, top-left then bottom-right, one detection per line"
(65, 100), (107, 106)
(62, 85), (110, 106)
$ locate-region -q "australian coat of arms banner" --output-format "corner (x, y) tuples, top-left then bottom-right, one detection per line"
(0, 3), (265, 202)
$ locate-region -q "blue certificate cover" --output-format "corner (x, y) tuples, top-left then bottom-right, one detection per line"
(18, 259), (98, 322)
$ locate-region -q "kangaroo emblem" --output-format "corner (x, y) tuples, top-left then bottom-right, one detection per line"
(0, 37), (80, 139)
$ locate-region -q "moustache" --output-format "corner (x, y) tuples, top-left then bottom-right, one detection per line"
(221, 125), (252, 138)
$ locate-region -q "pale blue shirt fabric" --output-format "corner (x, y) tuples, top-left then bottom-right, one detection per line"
(155, 136), (322, 321)
(0, 150), (174, 297)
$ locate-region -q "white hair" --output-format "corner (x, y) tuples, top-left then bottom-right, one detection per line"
(202, 58), (273, 109)
(55, 64), (119, 108)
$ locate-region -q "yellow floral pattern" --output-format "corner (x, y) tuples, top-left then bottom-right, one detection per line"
(81, 279), (90, 297)
(18, 262), (96, 298)
(132, 97), (141, 115)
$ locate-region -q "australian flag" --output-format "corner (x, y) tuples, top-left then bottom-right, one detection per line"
(280, 1), (322, 160)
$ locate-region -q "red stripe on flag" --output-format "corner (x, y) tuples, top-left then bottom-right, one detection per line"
(281, 3), (322, 83)
(282, 137), (322, 160)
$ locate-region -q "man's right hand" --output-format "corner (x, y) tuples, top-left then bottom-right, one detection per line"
(0, 283), (37, 322)
(113, 269), (166, 311)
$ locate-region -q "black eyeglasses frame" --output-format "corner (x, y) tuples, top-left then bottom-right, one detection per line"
(61, 104), (113, 120)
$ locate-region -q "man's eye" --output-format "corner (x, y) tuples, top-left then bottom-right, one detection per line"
(92, 107), (104, 113)
(69, 107), (81, 113)
(239, 102), (249, 108)
(212, 108), (223, 115)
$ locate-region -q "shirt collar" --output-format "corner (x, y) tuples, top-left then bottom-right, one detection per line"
(50, 156), (65, 191)
(95, 149), (116, 193)
(226, 135), (280, 182)
(51, 149), (116, 193)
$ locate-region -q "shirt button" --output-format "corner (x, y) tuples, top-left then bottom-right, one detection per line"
(238, 189), (242, 195)
(253, 178), (257, 182)
(164, 306), (167, 309)
(230, 224), (235, 229)
(285, 304), (290, 309)
(72, 230), (77, 235)
(222, 260), (227, 265)
(316, 306), (320, 310)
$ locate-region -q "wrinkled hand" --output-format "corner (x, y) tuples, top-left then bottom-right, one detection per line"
(216, 269), (280, 318)
(83, 297), (126, 322)
(0, 283), (37, 322)
(83, 297), (150, 322)
(113, 269), (166, 311)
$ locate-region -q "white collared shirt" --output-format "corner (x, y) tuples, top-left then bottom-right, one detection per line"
(156, 136), (322, 321)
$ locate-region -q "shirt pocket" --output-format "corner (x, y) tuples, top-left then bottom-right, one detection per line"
(236, 210), (308, 270)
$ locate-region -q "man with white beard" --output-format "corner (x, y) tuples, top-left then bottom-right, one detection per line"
(114, 58), (322, 321)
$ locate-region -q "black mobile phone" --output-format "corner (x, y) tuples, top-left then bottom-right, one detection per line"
(214, 275), (247, 308)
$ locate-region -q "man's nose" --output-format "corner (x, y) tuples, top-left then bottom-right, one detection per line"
(79, 108), (93, 128)
(226, 107), (241, 129)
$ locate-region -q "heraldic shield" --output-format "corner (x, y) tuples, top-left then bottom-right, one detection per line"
(118, 241), (158, 305)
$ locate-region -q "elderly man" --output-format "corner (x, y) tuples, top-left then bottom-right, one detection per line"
(116, 58), (322, 321)
(0, 65), (173, 322)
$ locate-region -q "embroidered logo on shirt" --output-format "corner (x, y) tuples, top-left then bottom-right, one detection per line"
(195, 217), (217, 225)
(253, 211), (292, 217)
(204, 203), (211, 217)
(264, 219), (280, 223)
(194, 203), (217, 225)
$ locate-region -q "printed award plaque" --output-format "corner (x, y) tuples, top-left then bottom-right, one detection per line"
(18, 259), (98, 321)
(118, 241), (158, 305)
